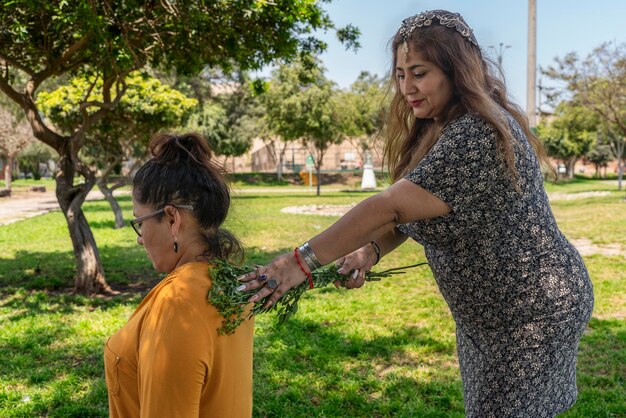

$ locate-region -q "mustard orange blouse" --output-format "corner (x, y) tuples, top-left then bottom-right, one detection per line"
(104, 262), (254, 418)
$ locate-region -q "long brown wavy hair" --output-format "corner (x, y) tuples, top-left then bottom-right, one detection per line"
(384, 21), (550, 182)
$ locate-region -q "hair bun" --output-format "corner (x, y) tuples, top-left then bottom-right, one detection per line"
(150, 133), (215, 168)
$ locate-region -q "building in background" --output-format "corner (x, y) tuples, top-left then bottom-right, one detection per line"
(224, 138), (385, 174)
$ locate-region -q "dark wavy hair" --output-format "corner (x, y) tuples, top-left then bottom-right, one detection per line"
(132, 132), (243, 262)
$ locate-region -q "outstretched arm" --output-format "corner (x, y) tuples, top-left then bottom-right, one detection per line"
(334, 228), (409, 289)
(239, 179), (450, 306)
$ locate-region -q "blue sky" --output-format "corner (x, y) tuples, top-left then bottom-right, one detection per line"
(295, 0), (626, 113)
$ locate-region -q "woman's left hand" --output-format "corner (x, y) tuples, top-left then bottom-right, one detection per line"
(236, 251), (308, 308)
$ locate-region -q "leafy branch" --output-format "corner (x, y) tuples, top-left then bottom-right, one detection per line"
(207, 259), (429, 335)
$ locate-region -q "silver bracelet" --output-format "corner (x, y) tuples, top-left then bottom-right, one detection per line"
(298, 241), (322, 270)
(299, 243), (320, 270)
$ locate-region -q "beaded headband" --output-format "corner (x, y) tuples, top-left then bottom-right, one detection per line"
(398, 10), (478, 59)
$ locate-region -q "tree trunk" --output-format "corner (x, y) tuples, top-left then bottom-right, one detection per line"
(4, 155), (13, 190)
(276, 152), (284, 181)
(618, 158), (624, 192)
(566, 158), (576, 179)
(56, 153), (112, 295)
(98, 180), (125, 228)
(315, 164), (321, 196)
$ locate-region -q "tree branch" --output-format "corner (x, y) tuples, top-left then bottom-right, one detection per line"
(32, 34), (91, 89)
(0, 73), (65, 150)
(0, 54), (36, 77)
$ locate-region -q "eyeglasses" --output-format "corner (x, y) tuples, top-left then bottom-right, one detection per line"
(130, 204), (194, 237)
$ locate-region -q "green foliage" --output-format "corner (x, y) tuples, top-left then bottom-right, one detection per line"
(37, 71), (197, 133)
(543, 42), (626, 144)
(586, 142), (613, 177)
(17, 142), (56, 176)
(537, 98), (597, 177)
(208, 259), (428, 335)
(37, 71), (197, 166)
(0, 0), (360, 77)
(341, 71), (388, 139)
(186, 73), (263, 158)
(263, 57), (347, 172)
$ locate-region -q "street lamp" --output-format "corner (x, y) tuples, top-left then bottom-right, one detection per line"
(488, 42), (512, 68)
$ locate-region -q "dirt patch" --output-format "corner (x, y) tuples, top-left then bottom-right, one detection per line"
(570, 238), (626, 258)
(547, 191), (612, 200)
(281, 203), (356, 217)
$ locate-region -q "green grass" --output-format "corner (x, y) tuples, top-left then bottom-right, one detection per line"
(8, 178), (56, 190)
(544, 176), (621, 193)
(0, 178), (624, 417)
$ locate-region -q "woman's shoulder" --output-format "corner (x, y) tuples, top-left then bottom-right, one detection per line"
(159, 262), (212, 304)
(444, 112), (496, 136)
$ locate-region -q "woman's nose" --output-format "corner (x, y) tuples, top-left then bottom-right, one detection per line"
(137, 236), (144, 246)
(403, 77), (416, 95)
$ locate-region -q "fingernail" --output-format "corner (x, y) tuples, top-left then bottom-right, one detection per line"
(337, 267), (346, 274)
(236, 275), (246, 281)
(265, 300), (273, 308)
(249, 295), (259, 303)
(351, 269), (359, 279)
(236, 284), (246, 292)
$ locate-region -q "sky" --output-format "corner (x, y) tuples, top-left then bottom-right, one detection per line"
(280, 0), (626, 113)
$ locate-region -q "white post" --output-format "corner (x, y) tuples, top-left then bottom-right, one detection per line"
(360, 152), (377, 190)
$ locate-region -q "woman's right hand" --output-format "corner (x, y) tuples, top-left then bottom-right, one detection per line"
(334, 244), (377, 289)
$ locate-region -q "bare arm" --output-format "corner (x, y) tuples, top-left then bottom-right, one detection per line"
(309, 178), (448, 264)
(334, 228), (409, 289)
(239, 179), (450, 306)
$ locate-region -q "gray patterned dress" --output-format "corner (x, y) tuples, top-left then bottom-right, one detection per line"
(397, 112), (594, 417)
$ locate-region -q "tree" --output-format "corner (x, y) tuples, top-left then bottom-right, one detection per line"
(261, 63), (308, 181)
(536, 99), (597, 179)
(586, 141), (613, 179)
(0, 0), (359, 294)
(264, 56), (347, 194)
(38, 71), (197, 228)
(543, 42), (626, 189)
(303, 86), (347, 196)
(188, 72), (263, 172)
(0, 107), (33, 189)
(340, 71), (388, 166)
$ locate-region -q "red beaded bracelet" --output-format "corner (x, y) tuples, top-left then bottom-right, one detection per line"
(294, 247), (314, 289)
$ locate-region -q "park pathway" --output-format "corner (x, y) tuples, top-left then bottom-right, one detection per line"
(0, 188), (130, 226)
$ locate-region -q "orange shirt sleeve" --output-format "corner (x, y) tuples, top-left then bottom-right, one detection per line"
(137, 296), (213, 418)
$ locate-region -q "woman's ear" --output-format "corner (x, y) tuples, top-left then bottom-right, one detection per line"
(164, 205), (181, 237)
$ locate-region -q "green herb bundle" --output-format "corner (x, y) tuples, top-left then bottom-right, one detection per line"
(207, 259), (428, 335)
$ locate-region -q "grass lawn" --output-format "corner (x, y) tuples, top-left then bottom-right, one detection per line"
(0, 178), (624, 417)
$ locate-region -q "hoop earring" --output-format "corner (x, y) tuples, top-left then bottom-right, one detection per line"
(173, 241), (179, 253)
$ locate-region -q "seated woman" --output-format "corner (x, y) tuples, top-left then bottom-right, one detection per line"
(104, 133), (253, 418)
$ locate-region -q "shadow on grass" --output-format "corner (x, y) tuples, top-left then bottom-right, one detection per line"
(563, 318), (626, 417)
(252, 316), (464, 417)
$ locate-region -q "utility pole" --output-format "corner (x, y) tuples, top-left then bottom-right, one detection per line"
(527, 0), (537, 128)
(489, 42), (511, 68)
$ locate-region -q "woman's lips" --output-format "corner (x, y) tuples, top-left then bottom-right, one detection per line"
(409, 99), (424, 107)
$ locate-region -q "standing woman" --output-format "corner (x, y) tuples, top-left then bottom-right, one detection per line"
(238, 10), (594, 417)
(104, 133), (253, 418)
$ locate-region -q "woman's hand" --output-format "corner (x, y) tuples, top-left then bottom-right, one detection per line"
(236, 251), (308, 308)
(333, 244), (377, 289)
